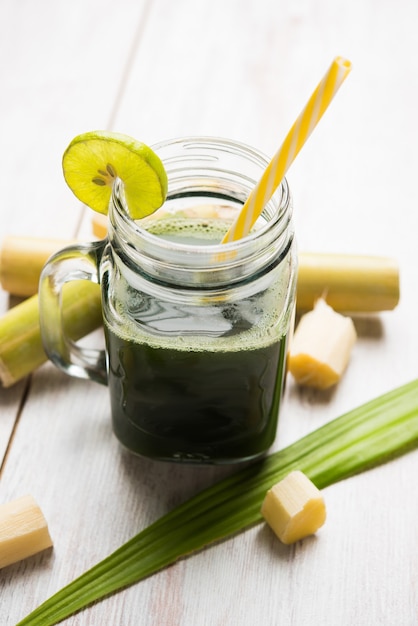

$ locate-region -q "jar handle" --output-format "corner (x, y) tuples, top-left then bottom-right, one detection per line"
(39, 239), (107, 385)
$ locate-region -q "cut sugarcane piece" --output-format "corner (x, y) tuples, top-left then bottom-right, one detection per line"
(261, 470), (326, 544)
(0, 236), (74, 297)
(0, 281), (102, 387)
(0, 495), (53, 568)
(288, 298), (357, 389)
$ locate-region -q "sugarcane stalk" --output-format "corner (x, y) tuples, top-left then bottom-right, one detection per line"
(0, 237), (400, 387)
(297, 252), (400, 313)
(0, 281), (102, 387)
(0, 236), (74, 297)
(0, 236), (400, 312)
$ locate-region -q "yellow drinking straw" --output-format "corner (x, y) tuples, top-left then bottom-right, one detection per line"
(221, 56), (352, 244)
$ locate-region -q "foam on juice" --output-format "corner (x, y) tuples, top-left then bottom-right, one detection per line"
(105, 216), (292, 353)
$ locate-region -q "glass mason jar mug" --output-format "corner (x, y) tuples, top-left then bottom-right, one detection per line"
(39, 137), (297, 464)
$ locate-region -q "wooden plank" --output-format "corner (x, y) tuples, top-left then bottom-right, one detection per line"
(1, 0), (418, 624)
(0, 380), (28, 464)
(115, 0), (418, 403)
(0, 0), (150, 460)
(0, 0), (149, 240)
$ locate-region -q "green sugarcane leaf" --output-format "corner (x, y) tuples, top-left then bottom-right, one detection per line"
(18, 378), (418, 626)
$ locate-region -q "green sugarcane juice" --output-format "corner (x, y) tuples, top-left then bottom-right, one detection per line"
(103, 215), (293, 463)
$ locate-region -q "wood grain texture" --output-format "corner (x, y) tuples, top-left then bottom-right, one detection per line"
(1, 0), (418, 625)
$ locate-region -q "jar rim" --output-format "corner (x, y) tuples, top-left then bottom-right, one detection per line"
(109, 136), (292, 264)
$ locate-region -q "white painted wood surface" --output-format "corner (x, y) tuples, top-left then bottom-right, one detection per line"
(1, 0), (418, 624)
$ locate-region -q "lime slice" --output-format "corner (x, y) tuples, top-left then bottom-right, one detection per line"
(62, 130), (168, 219)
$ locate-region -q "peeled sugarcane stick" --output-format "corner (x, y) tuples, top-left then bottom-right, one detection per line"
(0, 281), (102, 387)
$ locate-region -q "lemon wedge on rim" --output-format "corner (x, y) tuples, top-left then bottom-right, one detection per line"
(62, 130), (168, 219)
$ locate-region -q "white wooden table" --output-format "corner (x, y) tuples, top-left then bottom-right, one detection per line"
(1, 1), (418, 624)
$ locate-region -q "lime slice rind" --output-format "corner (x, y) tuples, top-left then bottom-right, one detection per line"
(62, 130), (168, 219)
